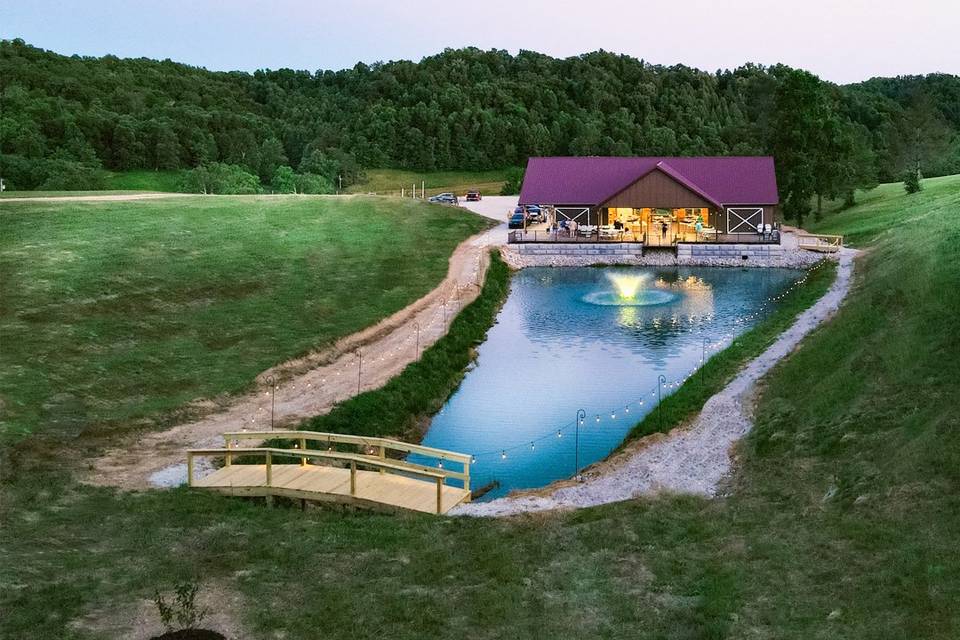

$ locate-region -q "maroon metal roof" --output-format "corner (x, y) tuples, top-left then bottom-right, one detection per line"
(518, 156), (779, 207)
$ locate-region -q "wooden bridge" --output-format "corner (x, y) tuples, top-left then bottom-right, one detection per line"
(187, 430), (472, 514)
(797, 233), (843, 253)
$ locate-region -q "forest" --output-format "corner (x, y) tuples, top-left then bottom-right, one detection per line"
(1, 38), (958, 220)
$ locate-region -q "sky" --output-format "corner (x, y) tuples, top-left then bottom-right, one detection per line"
(2, 0), (958, 84)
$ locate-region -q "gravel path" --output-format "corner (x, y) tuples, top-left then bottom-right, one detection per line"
(88, 215), (505, 490)
(452, 247), (858, 517)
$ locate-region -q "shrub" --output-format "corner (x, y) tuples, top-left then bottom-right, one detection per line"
(903, 168), (922, 194)
(500, 167), (525, 195)
(153, 581), (209, 633)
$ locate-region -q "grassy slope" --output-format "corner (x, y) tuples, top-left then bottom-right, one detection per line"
(3, 177), (959, 639)
(346, 168), (516, 197)
(102, 169), (186, 192)
(0, 195), (490, 442)
(807, 174), (960, 246)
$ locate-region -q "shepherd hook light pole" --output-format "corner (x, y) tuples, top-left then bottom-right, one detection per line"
(414, 321), (421, 359)
(267, 376), (276, 430)
(575, 409), (585, 480)
(657, 374), (666, 431)
(356, 349), (362, 394)
(701, 337), (708, 388)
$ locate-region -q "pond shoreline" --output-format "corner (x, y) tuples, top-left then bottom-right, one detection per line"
(453, 249), (855, 516)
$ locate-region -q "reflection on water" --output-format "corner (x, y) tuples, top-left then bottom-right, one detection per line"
(417, 266), (801, 499)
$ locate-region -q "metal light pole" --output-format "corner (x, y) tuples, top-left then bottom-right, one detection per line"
(575, 409), (585, 480)
(267, 376), (276, 430)
(414, 322), (421, 359)
(356, 349), (362, 394)
(657, 374), (666, 431)
(701, 337), (708, 388)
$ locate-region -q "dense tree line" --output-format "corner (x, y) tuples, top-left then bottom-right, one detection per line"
(1, 39), (957, 219)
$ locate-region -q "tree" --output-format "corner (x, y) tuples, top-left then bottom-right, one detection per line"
(153, 123), (181, 170)
(257, 137), (288, 182)
(180, 163), (259, 194)
(903, 168), (922, 194)
(500, 167), (525, 195)
(771, 69), (831, 227)
(295, 172), (334, 194)
(271, 165), (297, 193)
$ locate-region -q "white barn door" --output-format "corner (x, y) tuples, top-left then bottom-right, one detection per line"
(726, 207), (763, 233)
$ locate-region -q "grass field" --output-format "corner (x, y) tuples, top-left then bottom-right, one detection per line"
(346, 168), (517, 197)
(0, 190), (155, 198)
(102, 169), (186, 192)
(2, 177), (959, 638)
(0, 195), (490, 443)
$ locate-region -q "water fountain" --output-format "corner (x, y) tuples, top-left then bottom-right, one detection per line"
(582, 272), (677, 306)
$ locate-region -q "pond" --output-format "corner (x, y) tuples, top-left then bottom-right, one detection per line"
(416, 266), (803, 499)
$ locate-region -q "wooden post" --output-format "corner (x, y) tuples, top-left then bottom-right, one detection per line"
(436, 476), (443, 514)
(265, 451), (272, 487)
(462, 459), (471, 501)
(299, 438), (307, 466)
(187, 452), (194, 487)
(225, 436), (233, 467)
(350, 461), (357, 496)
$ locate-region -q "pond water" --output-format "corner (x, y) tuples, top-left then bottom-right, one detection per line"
(416, 266), (803, 499)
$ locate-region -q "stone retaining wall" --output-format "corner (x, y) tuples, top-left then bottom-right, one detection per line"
(676, 243), (782, 261)
(501, 242), (825, 269)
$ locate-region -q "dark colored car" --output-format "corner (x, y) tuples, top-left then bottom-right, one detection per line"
(429, 192), (459, 205)
(508, 212), (526, 229)
(465, 190), (482, 201)
(524, 204), (544, 223)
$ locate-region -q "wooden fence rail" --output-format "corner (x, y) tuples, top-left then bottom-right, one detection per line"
(797, 233), (843, 253)
(187, 431), (473, 515)
(221, 429), (471, 491)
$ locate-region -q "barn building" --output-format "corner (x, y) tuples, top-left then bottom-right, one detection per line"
(517, 156), (780, 245)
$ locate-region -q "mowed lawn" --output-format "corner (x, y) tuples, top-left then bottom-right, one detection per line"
(346, 167), (516, 197)
(0, 195), (491, 442)
(2, 178), (959, 639)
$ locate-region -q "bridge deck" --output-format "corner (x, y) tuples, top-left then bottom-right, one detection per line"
(194, 463), (471, 514)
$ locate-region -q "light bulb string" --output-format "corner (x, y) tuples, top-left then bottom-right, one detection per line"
(466, 259), (828, 462)
(255, 260), (828, 435)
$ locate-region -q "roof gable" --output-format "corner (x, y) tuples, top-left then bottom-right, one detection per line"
(518, 156), (779, 207)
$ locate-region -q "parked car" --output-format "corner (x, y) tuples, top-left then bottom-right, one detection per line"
(508, 212), (526, 229)
(524, 204), (544, 223)
(429, 192), (459, 205)
(465, 190), (482, 201)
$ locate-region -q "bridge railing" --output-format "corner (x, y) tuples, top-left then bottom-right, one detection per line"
(797, 233), (843, 252)
(219, 430), (471, 492)
(187, 446), (453, 513)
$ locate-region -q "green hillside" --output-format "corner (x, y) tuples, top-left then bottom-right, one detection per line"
(0, 195), (491, 443)
(3, 177), (959, 638)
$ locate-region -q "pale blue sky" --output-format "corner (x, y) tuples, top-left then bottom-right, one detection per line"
(2, 0), (958, 83)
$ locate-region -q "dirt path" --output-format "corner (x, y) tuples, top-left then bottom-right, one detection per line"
(87, 219), (505, 490)
(453, 247), (859, 516)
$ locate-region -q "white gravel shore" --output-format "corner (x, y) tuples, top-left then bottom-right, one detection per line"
(452, 247), (857, 517)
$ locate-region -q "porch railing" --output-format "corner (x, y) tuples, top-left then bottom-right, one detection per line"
(507, 229), (781, 245)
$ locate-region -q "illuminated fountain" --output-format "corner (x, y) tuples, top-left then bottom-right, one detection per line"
(582, 272), (677, 306)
